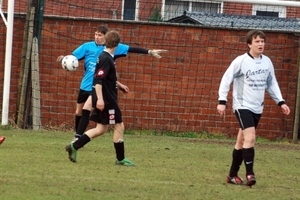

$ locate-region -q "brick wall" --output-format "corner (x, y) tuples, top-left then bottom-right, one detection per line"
(7, 1), (300, 20)
(223, 3), (253, 15)
(0, 16), (298, 140)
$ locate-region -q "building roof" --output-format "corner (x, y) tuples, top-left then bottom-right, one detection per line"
(167, 11), (300, 32)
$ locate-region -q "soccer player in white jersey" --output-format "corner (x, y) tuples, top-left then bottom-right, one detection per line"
(217, 30), (290, 187)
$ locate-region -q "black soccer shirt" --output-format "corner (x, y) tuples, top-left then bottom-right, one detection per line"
(92, 51), (118, 110)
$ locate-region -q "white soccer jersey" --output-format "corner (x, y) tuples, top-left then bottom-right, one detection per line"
(218, 53), (284, 114)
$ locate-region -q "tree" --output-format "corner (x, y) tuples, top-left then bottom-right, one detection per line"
(149, 4), (163, 22)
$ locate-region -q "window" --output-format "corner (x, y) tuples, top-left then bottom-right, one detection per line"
(123, 0), (137, 20)
(163, 0), (222, 21)
(256, 11), (279, 18)
(192, 2), (220, 13)
(252, 4), (286, 18)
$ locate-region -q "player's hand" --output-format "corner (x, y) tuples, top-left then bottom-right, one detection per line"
(148, 49), (168, 59)
(118, 83), (129, 93)
(217, 104), (226, 116)
(96, 99), (105, 111)
(281, 104), (290, 115)
(57, 55), (64, 62)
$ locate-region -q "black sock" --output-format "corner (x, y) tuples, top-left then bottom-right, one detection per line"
(75, 115), (81, 133)
(114, 141), (125, 161)
(229, 148), (243, 177)
(75, 109), (91, 138)
(73, 134), (91, 150)
(243, 147), (255, 176)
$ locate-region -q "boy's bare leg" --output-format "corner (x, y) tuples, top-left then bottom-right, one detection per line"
(113, 123), (135, 166)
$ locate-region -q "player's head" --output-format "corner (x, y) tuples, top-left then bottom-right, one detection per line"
(247, 30), (266, 45)
(105, 30), (120, 48)
(94, 25), (109, 45)
(246, 30), (265, 57)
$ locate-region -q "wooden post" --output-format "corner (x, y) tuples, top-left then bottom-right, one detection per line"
(31, 37), (41, 130)
(292, 40), (300, 142)
(17, 6), (35, 128)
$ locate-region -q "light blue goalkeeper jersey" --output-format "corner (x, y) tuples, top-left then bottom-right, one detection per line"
(218, 53), (284, 114)
(72, 41), (129, 92)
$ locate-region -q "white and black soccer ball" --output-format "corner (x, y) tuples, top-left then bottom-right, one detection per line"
(61, 55), (78, 71)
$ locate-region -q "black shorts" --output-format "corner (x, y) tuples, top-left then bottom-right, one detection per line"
(77, 89), (92, 104)
(90, 108), (123, 125)
(234, 109), (261, 130)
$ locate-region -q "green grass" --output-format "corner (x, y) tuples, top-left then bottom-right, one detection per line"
(0, 129), (300, 200)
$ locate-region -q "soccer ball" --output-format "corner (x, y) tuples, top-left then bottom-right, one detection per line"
(61, 55), (78, 71)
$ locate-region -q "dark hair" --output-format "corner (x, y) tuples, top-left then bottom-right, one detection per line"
(95, 25), (109, 35)
(105, 30), (120, 48)
(246, 30), (266, 44)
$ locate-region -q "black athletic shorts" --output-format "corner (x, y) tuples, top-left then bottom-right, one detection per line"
(77, 89), (92, 104)
(234, 109), (261, 130)
(90, 108), (123, 125)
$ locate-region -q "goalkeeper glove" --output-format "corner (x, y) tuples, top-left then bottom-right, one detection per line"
(57, 55), (64, 62)
(148, 49), (168, 59)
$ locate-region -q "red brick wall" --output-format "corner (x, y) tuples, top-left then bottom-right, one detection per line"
(3, 0), (124, 19)
(0, 15), (297, 140)
(138, 0), (162, 20)
(7, 1), (300, 20)
(223, 3), (253, 15)
(287, 7), (300, 18)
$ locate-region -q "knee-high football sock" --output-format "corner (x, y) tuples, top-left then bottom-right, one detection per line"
(75, 109), (91, 138)
(75, 115), (81, 132)
(243, 147), (255, 176)
(72, 134), (91, 150)
(114, 140), (125, 161)
(229, 148), (243, 177)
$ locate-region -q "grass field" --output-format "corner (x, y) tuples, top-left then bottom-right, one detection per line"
(0, 129), (299, 200)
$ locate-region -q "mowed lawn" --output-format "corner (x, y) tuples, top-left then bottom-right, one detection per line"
(0, 129), (299, 200)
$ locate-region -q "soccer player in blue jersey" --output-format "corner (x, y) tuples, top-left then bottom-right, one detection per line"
(66, 30), (136, 165)
(217, 30), (290, 187)
(57, 25), (167, 142)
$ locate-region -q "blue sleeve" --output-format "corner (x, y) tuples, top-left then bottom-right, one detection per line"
(72, 43), (87, 61)
(115, 43), (129, 56)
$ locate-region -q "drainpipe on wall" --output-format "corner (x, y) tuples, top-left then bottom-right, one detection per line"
(37, 0), (45, 50)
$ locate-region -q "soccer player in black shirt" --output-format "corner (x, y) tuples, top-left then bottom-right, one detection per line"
(65, 30), (135, 166)
(57, 25), (167, 143)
